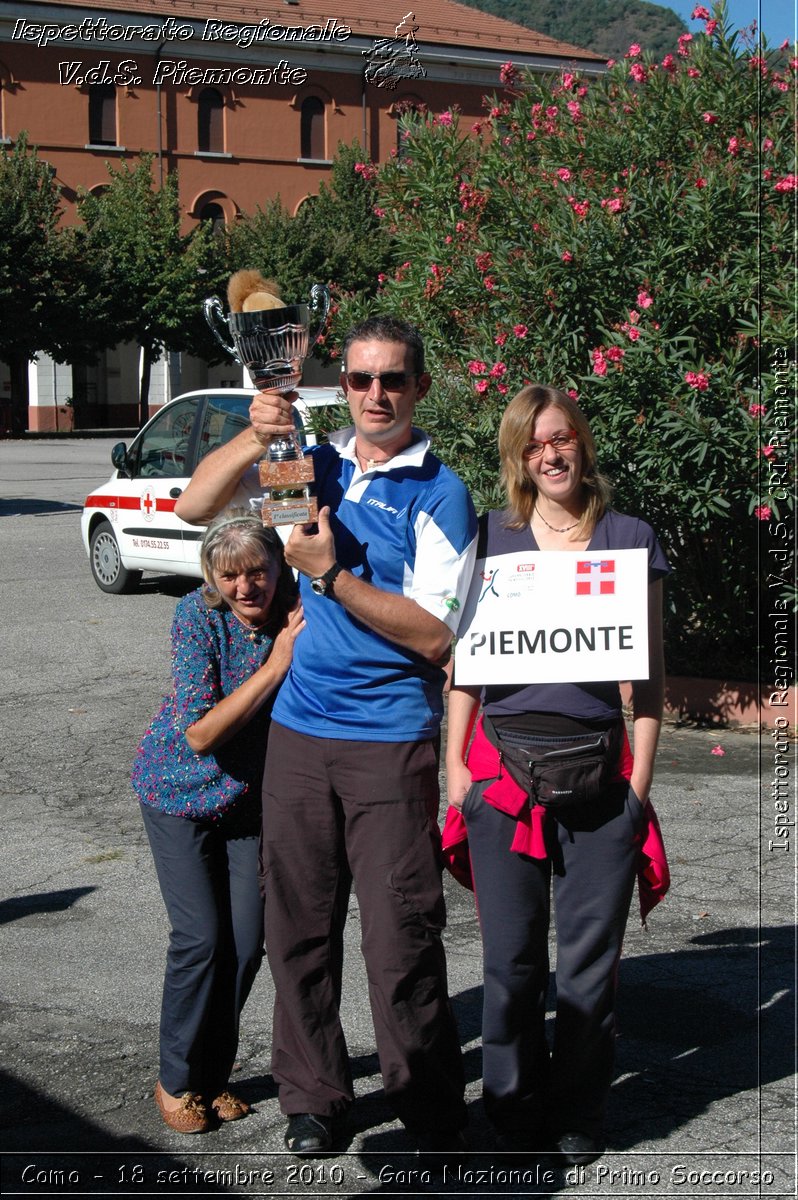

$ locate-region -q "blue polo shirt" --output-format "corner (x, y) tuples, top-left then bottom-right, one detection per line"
(271, 427), (478, 742)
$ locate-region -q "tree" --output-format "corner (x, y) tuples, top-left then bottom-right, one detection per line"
(78, 157), (222, 427)
(225, 141), (395, 359)
(0, 134), (64, 433)
(330, 3), (795, 679)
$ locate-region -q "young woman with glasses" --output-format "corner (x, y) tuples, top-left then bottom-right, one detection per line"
(446, 384), (670, 1166)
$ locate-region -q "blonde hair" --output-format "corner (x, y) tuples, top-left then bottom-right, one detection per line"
(499, 385), (612, 538)
(200, 509), (295, 625)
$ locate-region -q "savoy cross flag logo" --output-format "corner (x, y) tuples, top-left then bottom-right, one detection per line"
(576, 559), (615, 595)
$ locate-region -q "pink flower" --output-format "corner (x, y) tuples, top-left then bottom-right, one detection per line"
(629, 63), (648, 83)
(513, 324), (528, 338)
(606, 59), (616, 69)
(775, 175), (798, 192)
(624, 325), (640, 341)
(557, 168), (572, 182)
(637, 289), (654, 308)
(605, 346), (625, 363)
(628, 310), (640, 324)
(748, 403), (765, 416)
(561, 251), (573, 262)
(497, 383), (509, 395)
(562, 71), (576, 90)
(687, 67), (701, 77)
(373, 206), (386, 218)
(475, 251), (493, 273)
(755, 505), (772, 521)
(759, 445), (776, 459)
(494, 332), (508, 346)
(567, 196), (590, 218)
(484, 276), (497, 291)
(727, 136), (741, 155)
(490, 362), (507, 378)
(601, 197), (624, 213)
(474, 379), (490, 394)
(705, 18), (718, 34)
(626, 42), (642, 58)
(436, 110), (453, 126)
(354, 161), (377, 181)
(695, 177), (708, 188)
(592, 348), (608, 376)
(691, 5), (710, 18)
(762, 137), (774, 152)
(567, 389), (579, 400)
(678, 32), (693, 56)
(467, 360), (488, 375)
(661, 54), (677, 73)
(499, 61), (520, 86)
(702, 111), (718, 123)
(567, 100), (582, 120)
(710, 745), (725, 756)
(685, 371), (710, 390)
(472, 121), (484, 135)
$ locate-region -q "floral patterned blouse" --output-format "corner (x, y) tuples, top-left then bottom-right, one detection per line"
(131, 589), (276, 827)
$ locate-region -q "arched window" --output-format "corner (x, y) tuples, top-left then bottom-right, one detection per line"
(300, 96), (325, 160)
(395, 100), (423, 160)
(198, 88), (224, 153)
(199, 202), (225, 234)
(88, 85), (116, 146)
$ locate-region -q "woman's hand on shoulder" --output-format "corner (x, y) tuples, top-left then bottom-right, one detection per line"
(265, 600), (305, 679)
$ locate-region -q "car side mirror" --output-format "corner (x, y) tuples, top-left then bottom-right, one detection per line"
(111, 441), (130, 477)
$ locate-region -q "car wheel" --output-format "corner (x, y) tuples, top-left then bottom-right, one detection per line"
(89, 520), (142, 594)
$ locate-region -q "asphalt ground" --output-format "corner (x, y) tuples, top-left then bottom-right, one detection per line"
(0, 439), (794, 1198)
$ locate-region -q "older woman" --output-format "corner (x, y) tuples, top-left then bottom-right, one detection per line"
(446, 385), (669, 1165)
(132, 510), (303, 1134)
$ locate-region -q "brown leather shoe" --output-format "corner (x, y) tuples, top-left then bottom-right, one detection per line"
(211, 1091), (250, 1122)
(154, 1080), (211, 1134)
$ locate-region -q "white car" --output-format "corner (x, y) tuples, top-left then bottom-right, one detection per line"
(81, 387), (342, 593)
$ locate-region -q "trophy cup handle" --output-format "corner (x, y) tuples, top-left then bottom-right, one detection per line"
(306, 284), (331, 352)
(203, 296), (238, 359)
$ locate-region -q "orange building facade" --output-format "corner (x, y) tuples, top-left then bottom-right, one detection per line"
(0, 0), (602, 430)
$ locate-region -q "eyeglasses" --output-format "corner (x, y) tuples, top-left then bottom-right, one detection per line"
(344, 370), (415, 392)
(522, 431), (579, 459)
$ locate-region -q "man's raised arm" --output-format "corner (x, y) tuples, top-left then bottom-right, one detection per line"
(174, 391), (295, 524)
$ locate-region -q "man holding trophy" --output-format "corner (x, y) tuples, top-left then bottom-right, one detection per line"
(176, 304), (477, 1159)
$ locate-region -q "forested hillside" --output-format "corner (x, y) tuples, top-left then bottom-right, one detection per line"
(460, 0), (687, 60)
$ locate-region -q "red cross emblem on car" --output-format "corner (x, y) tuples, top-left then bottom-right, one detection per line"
(140, 489), (156, 521)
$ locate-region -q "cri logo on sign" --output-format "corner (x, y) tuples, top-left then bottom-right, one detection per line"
(140, 489), (156, 522)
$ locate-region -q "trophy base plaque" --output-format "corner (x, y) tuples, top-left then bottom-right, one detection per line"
(258, 453), (317, 528)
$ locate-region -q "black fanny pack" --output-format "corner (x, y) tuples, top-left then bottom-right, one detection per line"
(482, 716), (622, 810)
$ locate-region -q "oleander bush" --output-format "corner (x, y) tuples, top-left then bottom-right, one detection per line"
(330, 3), (796, 680)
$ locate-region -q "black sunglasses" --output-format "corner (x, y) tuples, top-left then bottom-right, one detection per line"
(344, 370), (416, 392)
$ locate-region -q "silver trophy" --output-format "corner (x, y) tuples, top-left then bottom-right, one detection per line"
(204, 283), (330, 526)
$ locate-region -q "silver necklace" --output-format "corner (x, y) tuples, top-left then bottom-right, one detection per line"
(535, 506), (581, 533)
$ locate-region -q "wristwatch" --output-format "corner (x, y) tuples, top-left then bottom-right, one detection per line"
(310, 562), (344, 597)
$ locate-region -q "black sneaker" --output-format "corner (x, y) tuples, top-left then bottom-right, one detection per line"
(555, 1131), (604, 1166)
(284, 1113), (333, 1156)
(494, 1128), (543, 1160)
(412, 1127), (468, 1169)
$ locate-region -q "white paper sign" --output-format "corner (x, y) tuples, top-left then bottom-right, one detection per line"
(454, 548), (649, 685)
